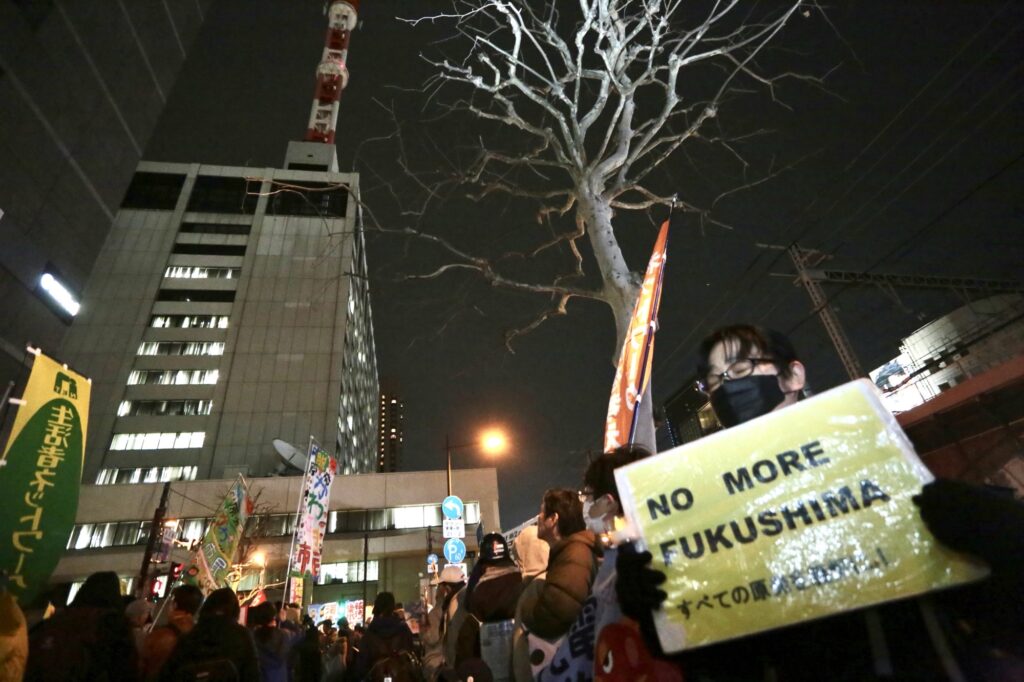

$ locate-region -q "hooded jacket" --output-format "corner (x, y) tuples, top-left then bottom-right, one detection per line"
(521, 529), (599, 639)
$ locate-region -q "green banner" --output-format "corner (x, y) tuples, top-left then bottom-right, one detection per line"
(0, 352), (90, 605)
(183, 476), (251, 593)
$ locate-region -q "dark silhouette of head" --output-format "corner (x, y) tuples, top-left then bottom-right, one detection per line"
(171, 584), (203, 615)
(373, 591), (396, 618)
(199, 587), (240, 621)
(72, 571), (123, 611)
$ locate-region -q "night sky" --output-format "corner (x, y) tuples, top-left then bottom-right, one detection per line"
(145, 1), (1024, 527)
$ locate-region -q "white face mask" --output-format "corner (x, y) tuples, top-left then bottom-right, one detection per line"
(582, 498), (610, 535)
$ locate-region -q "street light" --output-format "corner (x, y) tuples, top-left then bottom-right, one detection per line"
(446, 428), (509, 496)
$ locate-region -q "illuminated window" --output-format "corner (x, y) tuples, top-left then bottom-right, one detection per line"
(127, 369), (219, 386)
(109, 432), (205, 451)
(150, 315), (230, 329)
(164, 267), (240, 280)
(118, 400), (213, 417)
(137, 342), (225, 356)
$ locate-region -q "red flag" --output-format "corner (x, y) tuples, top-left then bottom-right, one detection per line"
(604, 220), (670, 453)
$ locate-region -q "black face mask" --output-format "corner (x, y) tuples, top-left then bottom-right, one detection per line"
(710, 374), (786, 428)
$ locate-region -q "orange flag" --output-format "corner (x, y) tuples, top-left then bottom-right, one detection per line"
(604, 220), (669, 453)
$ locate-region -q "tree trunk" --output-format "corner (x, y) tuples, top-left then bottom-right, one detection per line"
(579, 192), (657, 454)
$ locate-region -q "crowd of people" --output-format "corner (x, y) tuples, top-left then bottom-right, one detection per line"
(2, 323), (1023, 681)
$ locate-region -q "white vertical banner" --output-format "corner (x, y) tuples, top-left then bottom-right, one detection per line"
(285, 438), (337, 600)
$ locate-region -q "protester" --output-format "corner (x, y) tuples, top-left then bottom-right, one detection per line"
(616, 323), (1024, 680)
(292, 615), (322, 682)
(522, 488), (598, 639)
(533, 445), (652, 682)
(280, 602), (302, 634)
(249, 601), (303, 682)
(511, 525), (553, 682)
(158, 587), (259, 681)
(125, 598), (153, 655)
(422, 565), (466, 681)
(453, 533), (523, 668)
(348, 592), (417, 682)
(0, 588), (28, 682)
(25, 570), (139, 681)
(140, 584), (203, 680)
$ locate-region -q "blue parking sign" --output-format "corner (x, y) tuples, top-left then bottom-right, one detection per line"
(444, 538), (467, 564)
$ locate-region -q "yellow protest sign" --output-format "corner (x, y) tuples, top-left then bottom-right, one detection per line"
(614, 380), (987, 652)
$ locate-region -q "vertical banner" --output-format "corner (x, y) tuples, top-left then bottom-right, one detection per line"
(0, 350), (91, 604)
(183, 476), (252, 593)
(287, 440), (337, 589)
(604, 219), (669, 453)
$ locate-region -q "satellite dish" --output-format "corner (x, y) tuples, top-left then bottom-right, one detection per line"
(273, 438), (308, 473)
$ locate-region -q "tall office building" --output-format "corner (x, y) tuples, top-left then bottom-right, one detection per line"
(0, 0), (211, 386)
(61, 153), (379, 481)
(377, 389), (404, 472)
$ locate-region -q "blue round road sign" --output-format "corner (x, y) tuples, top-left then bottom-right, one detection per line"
(442, 495), (464, 520)
(443, 538), (467, 563)
(427, 553), (439, 566)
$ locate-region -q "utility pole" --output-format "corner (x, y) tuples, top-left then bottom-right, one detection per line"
(787, 244), (864, 380)
(137, 480), (172, 597)
(360, 533), (369, 623)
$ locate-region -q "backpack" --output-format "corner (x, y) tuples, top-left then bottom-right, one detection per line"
(173, 657), (240, 682)
(367, 649), (422, 682)
(365, 630), (422, 682)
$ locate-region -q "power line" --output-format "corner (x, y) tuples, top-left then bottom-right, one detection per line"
(785, 149), (1024, 338)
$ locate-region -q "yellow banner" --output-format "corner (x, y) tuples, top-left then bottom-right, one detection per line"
(614, 380), (987, 652)
(0, 351), (91, 603)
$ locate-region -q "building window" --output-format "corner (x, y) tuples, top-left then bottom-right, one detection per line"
(187, 176), (258, 214)
(150, 315), (230, 329)
(95, 466), (199, 485)
(109, 431), (205, 451)
(127, 369), (220, 385)
(156, 289), (236, 303)
(137, 342), (225, 356)
(317, 561), (379, 585)
(117, 400), (214, 417)
(121, 172), (186, 210)
(179, 223), (251, 235)
(170, 243), (247, 257)
(268, 182), (348, 217)
(164, 267), (240, 280)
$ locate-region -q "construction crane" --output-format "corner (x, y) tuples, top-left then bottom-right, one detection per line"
(304, 0), (359, 144)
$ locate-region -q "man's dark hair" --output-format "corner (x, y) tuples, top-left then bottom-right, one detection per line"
(541, 488), (585, 537)
(199, 587), (240, 621)
(249, 601), (277, 627)
(72, 571), (124, 611)
(584, 445), (653, 504)
(696, 324), (800, 381)
(373, 591), (396, 617)
(172, 584), (203, 616)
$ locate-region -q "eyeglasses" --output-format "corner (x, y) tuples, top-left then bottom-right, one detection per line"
(698, 357), (777, 394)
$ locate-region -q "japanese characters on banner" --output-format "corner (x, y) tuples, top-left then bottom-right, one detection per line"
(603, 220), (669, 452)
(288, 440), (337, 584)
(0, 350), (91, 604)
(183, 476), (253, 593)
(614, 381), (988, 653)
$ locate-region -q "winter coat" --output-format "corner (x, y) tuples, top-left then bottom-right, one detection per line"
(26, 605), (140, 682)
(348, 614), (416, 682)
(522, 530), (599, 639)
(252, 625), (302, 682)
(455, 564), (523, 666)
(158, 614), (260, 682)
(140, 610), (195, 681)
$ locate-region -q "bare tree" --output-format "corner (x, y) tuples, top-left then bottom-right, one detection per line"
(385, 0), (815, 347)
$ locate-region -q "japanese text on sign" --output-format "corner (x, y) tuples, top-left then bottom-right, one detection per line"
(614, 380), (987, 652)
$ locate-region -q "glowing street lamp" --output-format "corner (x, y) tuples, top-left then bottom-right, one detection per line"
(446, 428), (509, 496)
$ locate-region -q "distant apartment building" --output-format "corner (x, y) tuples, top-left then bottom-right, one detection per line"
(0, 0), (211, 386)
(377, 389), (404, 472)
(61, 151), (379, 482)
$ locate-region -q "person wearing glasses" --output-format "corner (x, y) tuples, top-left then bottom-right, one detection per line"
(616, 323), (1024, 681)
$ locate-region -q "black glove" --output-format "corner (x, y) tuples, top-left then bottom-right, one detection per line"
(615, 543), (667, 621)
(913, 478), (1024, 572)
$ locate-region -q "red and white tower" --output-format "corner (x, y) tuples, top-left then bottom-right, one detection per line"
(304, 0), (359, 144)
